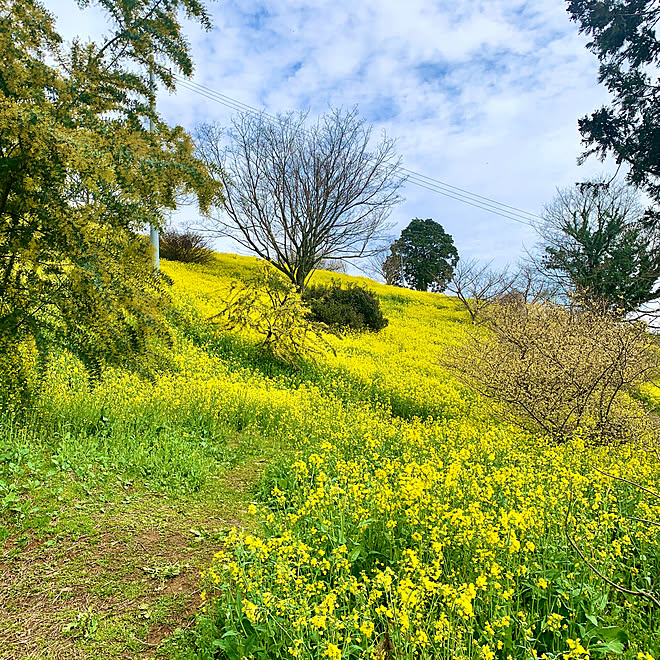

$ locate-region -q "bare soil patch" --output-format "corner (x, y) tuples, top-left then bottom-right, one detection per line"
(0, 491), (244, 659)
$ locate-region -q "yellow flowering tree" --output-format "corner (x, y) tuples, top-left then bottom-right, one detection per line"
(209, 263), (334, 366)
(446, 300), (658, 442)
(0, 0), (221, 405)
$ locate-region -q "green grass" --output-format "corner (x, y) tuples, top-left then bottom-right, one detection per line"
(0, 395), (280, 657)
(1, 253), (658, 659)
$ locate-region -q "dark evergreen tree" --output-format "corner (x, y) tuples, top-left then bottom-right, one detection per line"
(384, 219), (459, 292)
(567, 0), (660, 205)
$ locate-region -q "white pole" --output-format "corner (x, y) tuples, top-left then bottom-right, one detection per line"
(150, 223), (160, 270)
(149, 66), (159, 271)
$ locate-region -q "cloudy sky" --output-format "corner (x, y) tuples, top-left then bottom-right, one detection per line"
(44, 0), (617, 268)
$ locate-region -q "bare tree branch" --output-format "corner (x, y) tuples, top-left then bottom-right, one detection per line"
(195, 108), (404, 290)
(446, 258), (517, 323)
(444, 300), (658, 441)
(592, 466), (660, 501)
(565, 485), (660, 609)
(529, 177), (660, 314)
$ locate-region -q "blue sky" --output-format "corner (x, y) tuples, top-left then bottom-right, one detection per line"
(45, 0), (618, 269)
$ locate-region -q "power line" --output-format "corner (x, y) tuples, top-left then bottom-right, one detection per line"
(401, 169), (539, 222)
(174, 76), (536, 226)
(402, 171), (538, 225)
(402, 175), (538, 225)
(175, 76), (280, 122)
(172, 74), (540, 227)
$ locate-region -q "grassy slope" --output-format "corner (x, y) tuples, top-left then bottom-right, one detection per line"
(0, 253), (658, 659)
(0, 254), (462, 658)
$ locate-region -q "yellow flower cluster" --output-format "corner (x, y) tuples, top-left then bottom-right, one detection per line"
(209, 406), (658, 657)
(167, 256), (660, 659)
(28, 254), (659, 658)
(640, 383), (660, 412)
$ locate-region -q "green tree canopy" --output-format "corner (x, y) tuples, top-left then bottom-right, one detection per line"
(0, 0), (221, 393)
(535, 179), (660, 312)
(567, 0), (660, 206)
(384, 218), (459, 292)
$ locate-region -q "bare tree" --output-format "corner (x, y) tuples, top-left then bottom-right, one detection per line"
(365, 245), (397, 284)
(446, 258), (517, 323)
(510, 262), (562, 305)
(445, 300), (658, 442)
(195, 108), (405, 290)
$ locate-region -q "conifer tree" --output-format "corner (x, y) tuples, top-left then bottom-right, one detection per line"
(384, 219), (459, 292)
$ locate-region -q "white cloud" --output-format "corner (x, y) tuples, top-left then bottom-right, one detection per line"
(42, 0), (620, 267)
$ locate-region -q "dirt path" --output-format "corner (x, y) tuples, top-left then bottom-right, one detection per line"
(0, 463), (263, 659)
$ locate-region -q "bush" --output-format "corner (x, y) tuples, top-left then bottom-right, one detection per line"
(210, 264), (334, 366)
(160, 229), (213, 264)
(302, 282), (388, 332)
(0, 339), (40, 415)
(446, 300), (658, 442)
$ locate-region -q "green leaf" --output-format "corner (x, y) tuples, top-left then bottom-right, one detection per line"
(349, 547), (362, 562)
(589, 626), (628, 655)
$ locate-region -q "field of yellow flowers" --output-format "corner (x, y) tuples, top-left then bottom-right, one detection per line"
(1, 253), (658, 659)
(160, 256), (659, 659)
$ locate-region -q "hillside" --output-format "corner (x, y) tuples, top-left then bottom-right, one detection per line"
(0, 254), (658, 659)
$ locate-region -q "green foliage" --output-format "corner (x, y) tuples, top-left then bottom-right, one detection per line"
(302, 281), (389, 332)
(0, 0), (221, 393)
(210, 264), (334, 366)
(384, 218), (459, 291)
(0, 338), (40, 414)
(538, 180), (660, 312)
(160, 228), (214, 265)
(566, 0), (660, 205)
(1, 254), (659, 657)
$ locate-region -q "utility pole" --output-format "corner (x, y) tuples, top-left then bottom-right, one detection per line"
(149, 66), (160, 271)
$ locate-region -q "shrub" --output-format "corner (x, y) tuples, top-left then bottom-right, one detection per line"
(210, 264), (334, 366)
(0, 339), (40, 415)
(446, 300), (658, 442)
(302, 281), (388, 332)
(160, 229), (214, 265)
